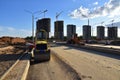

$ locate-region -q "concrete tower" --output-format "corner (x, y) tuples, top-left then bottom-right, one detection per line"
(54, 21), (64, 40)
(67, 24), (76, 40)
(97, 26), (105, 40)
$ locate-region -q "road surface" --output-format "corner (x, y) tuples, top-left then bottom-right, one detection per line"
(86, 44), (120, 49)
(27, 53), (81, 80)
(51, 45), (120, 80)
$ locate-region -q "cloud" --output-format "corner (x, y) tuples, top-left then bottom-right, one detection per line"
(7, 27), (15, 31)
(93, 2), (98, 5)
(69, 6), (89, 19)
(0, 27), (3, 31)
(69, 0), (120, 19)
(76, 27), (82, 36)
(0, 26), (31, 38)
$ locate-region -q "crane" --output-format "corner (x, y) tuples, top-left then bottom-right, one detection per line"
(34, 10), (48, 19)
(43, 9), (48, 18)
(56, 11), (63, 21)
(111, 19), (114, 27)
(101, 21), (104, 26)
(55, 11), (63, 40)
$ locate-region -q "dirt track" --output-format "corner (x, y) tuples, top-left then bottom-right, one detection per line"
(51, 45), (120, 80)
(27, 53), (81, 80)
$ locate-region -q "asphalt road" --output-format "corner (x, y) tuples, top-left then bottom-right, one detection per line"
(51, 45), (120, 80)
(27, 53), (81, 80)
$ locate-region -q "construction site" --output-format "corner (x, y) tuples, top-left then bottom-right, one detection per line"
(0, 0), (120, 80)
(0, 13), (120, 80)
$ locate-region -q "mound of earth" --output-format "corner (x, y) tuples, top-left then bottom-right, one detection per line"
(0, 36), (26, 45)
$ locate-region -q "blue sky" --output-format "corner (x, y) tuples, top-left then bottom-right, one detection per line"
(0, 0), (120, 37)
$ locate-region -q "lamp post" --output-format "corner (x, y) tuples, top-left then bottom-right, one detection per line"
(25, 10), (41, 43)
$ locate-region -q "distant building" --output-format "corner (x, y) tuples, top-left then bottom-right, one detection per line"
(97, 26), (105, 40)
(67, 24), (76, 40)
(83, 25), (91, 40)
(36, 18), (51, 38)
(107, 27), (117, 40)
(54, 21), (64, 40)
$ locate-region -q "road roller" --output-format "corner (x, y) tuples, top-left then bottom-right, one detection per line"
(32, 29), (50, 61)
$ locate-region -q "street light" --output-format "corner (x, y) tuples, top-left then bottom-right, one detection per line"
(25, 10), (41, 43)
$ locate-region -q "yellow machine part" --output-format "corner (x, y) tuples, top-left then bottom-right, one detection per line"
(36, 41), (47, 44)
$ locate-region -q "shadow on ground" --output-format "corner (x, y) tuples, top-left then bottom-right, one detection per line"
(61, 44), (120, 60)
(0, 53), (30, 62)
(30, 59), (49, 65)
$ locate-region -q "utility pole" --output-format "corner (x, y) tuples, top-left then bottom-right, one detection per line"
(25, 10), (41, 43)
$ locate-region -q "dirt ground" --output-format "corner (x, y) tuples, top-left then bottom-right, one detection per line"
(27, 53), (81, 80)
(51, 45), (120, 80)
(0, 36), (26, 45)
(0, 45), (26, 78)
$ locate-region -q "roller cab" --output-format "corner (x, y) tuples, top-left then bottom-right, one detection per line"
(33, 29), (50, 61)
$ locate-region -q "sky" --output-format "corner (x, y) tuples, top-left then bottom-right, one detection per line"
(0, 0), (120, 38)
